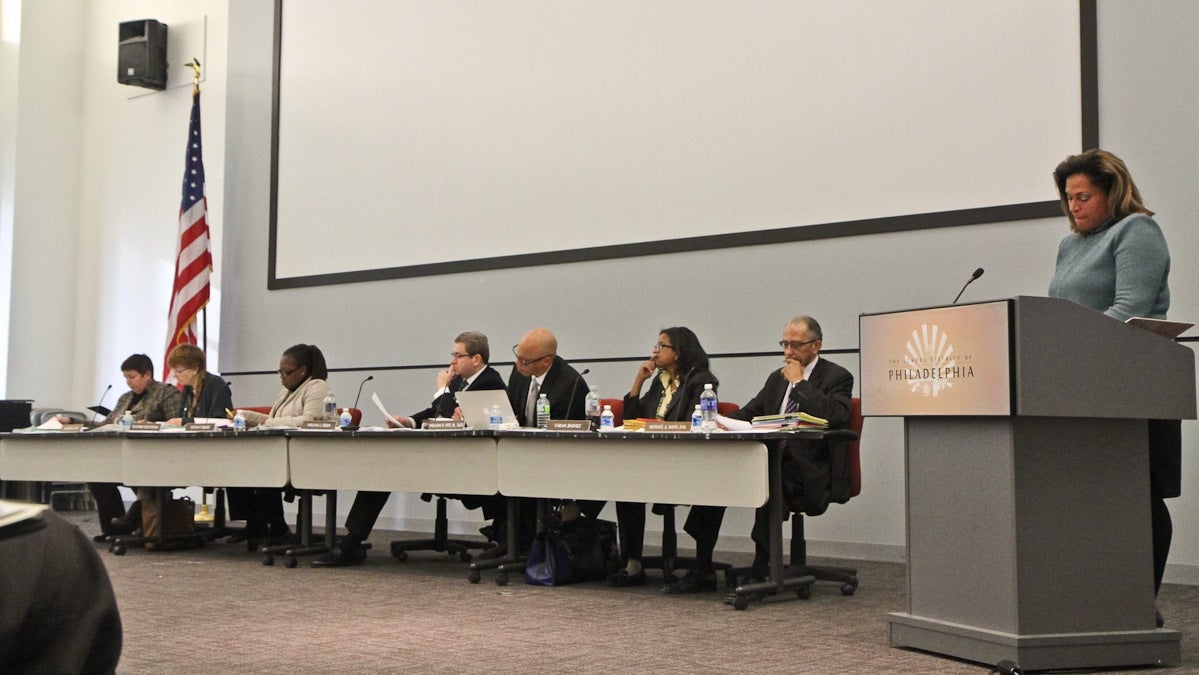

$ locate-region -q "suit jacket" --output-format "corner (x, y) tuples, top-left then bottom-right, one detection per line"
(730, 357), (854, 515)
(507, 355), (588, 426)
(241, 377), (330, 428)
(180, 372), (233, 421)
(623, 369), (719, 422)
(411, 366), (505, 428)
(104, 379), (181, 424)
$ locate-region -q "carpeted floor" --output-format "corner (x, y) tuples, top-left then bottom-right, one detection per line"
(64, 510), (1197, 674)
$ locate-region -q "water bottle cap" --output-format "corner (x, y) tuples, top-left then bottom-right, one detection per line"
(704, 383), (713, 389)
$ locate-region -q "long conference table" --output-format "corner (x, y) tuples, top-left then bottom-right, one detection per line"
(0, 426), (850, 608)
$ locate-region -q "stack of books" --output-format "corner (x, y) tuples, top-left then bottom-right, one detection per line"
(749, 411), (828, 428)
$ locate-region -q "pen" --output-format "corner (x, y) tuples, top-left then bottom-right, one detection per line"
(226, 408), (235, 418)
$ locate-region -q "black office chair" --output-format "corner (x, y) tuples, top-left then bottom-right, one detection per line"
(390, 493), (491, 563)
(260, 408), (370, 568)
(787, 397), (863, 595)
(730, 397), (863, 597)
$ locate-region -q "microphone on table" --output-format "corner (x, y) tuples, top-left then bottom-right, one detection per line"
(951, 267), (985, 304)
(567, 368), (591, 418)
(87, 384), (114, 421)
(181, 385), (195, 422)
(352, 375), (374, 410)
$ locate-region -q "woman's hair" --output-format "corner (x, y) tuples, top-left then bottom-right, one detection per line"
(1053, 148), (1153, 232)
(120, 353), (154, 376)
(167, 343), (209, 405)
(282, 344), (329, 381)
(660, 326), (711, 379)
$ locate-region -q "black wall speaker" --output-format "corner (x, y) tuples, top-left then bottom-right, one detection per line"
(117, 19), (168, 91)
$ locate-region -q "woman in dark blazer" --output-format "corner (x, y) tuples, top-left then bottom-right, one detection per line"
(610, 326), (718, 586)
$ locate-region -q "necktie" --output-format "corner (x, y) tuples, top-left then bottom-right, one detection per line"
(526, 379), (540, 426)
(785, 383), (799, 414)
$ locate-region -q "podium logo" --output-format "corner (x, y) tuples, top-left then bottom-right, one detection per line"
(890, 323), (972, 397)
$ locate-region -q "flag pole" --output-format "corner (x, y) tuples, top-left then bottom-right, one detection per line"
(184, 57), (216, 524)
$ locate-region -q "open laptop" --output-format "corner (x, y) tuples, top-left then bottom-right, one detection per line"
(454, 389), (517, 429)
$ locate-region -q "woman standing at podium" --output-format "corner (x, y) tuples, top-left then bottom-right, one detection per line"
(1049, 148), (1177, 625)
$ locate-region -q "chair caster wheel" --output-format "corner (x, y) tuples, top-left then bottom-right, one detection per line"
(112, 545), (126, 556)
(495, 572), (509, 586)
(394, 550), (408, 562)
(284, 555), (298, 568)
(459, 551), (472, 563)
(263, 554), (275, 566)
(796, 585), (811, 599)
(468, 569), (481, 584)
(841, 579), (858, 596)
(733, 596), (750, 610)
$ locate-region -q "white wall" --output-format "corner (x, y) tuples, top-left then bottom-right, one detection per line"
(6, 1), (1199, 581)
(3, 0), (227, 408)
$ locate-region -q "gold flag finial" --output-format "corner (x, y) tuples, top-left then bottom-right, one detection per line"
(185, 58), (201, 93)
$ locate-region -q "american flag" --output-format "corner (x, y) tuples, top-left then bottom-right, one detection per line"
(163, 87), (212, 378)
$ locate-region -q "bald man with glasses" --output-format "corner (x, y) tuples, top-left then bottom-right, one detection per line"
(474, 327), (598, 559)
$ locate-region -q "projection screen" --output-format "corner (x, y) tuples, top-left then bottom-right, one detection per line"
(270, 0), (1090, 287)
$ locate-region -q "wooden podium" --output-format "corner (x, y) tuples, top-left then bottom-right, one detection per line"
(860, 296), (1194, 671)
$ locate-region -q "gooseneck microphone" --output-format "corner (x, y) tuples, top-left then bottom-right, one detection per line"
(952, 267), (985, 304)
(90, 384), (114, 421)
(352, 375), (374, 410)
(567, 368), (591, 418)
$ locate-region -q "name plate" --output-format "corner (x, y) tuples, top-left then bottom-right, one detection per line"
(547, 420), (590, 431)
(130, 422), (161, 431)
(185, 423), (216, 431)
(60, 423), (86, 433)
(301, 420), (337, 430)
(423, 420), (466, 430)
(645, 420), (691, 432)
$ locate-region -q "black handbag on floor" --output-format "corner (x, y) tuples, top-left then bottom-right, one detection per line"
(525, 516), (618, 586)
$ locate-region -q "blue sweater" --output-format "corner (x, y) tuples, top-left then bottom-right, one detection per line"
(1048, 213), (1170, 320)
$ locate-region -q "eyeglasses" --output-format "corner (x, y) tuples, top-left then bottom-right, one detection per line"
(511, 345), (550, 367)
(779, 339), (817, 350)
(653, 342), (674, 352)
(450, 352), (473, 361)
(171, 368), (195, 378)
(278, 367), (300, 377)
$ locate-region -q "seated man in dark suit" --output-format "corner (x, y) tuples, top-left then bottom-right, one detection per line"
(664, 315), (853, 593)
(474, 328), (595, 559)
(311, 331), (505, 567)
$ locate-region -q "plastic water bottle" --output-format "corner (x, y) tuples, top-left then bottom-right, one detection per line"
(599, 404), (615, 431)
(584, 386), (601, 430)
(233, 410), (246, 431)
(338, 408), (353, 429)
(535, 393), (551, 429)
(700, 383), (718, 432)
(691, 404), (703, 432)
(488, 405), (503, 430)
(120, 410), (134, 430)
(322, 392), (337, 421)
